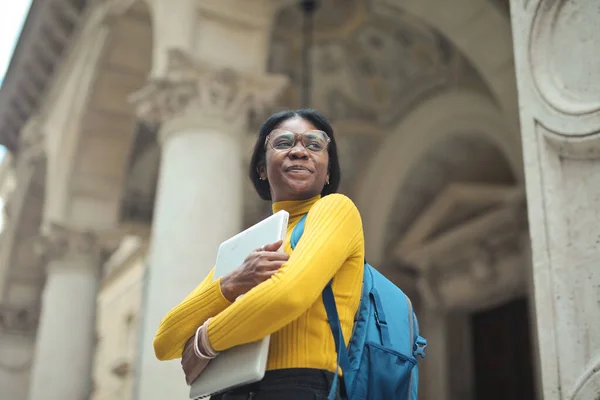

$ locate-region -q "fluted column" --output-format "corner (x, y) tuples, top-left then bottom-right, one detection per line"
(130, 49), (287, 400)
(510, 1), (600, 399)
(28, 224), (102, 400)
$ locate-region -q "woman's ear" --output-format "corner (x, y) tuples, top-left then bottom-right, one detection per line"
(258, 164), (267, 181)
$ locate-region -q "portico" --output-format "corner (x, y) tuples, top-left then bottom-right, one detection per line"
(0, 1), (597, 400)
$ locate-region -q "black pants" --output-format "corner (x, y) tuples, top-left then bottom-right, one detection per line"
(211, 368), (343, 400)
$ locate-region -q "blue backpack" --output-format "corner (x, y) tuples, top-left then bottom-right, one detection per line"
(291, 214), (427, 400)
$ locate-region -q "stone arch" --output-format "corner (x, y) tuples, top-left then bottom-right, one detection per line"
(358, 88), (529, 400)
(263, 0), (504, 219)
(376, 0), (519, 133)
(46, 1), (154, 231)
(383, 133), (517, 256)
(357, 89), (523, 266)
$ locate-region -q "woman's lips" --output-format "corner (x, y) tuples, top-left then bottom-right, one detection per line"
(284, 166), (312, 175)
(285, 165), (311, 172)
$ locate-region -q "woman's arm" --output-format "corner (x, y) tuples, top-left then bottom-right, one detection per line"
(207, 194), (363, 352)
(153, 268), (232, 360)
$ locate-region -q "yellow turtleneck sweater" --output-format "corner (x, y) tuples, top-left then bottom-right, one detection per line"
(153, 194), (364, 374)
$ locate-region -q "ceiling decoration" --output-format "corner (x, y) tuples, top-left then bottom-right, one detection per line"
(269, 0), (489, 126)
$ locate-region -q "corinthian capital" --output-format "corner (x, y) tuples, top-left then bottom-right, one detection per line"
(129, 49), (289, 131)
(35, 223), (101, 262)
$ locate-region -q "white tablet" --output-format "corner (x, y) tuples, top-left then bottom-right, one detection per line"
(189, 210), (289, 399)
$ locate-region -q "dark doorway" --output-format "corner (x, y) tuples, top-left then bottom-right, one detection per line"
(471, 298), (536, 400)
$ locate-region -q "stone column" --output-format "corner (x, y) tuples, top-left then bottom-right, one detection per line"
(510, 1), (600, 399)
(130, 49), (286, 400)
(28, 224), (102, 400)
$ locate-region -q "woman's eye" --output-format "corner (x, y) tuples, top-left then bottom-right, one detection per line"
(307, 141), (323, 150)
(274, 139), (293, 148)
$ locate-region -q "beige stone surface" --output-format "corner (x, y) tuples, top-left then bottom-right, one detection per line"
(92, 239), (145, 400)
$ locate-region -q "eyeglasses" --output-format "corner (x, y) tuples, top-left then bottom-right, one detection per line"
(265, 129), (330, 153)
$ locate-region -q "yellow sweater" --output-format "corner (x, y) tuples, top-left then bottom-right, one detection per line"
(153, 194), (364, 373)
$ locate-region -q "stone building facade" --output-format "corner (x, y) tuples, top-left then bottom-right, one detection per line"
(0, 0), (598, 399)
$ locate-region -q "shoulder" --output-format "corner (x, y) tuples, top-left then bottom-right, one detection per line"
(310, 194), (362, 221)
(314, 193), (358, 209)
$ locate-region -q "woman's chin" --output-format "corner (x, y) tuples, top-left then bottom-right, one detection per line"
(288, 184), (321, 199)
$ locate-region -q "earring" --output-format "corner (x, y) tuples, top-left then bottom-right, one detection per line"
(326, 179), (330, 185)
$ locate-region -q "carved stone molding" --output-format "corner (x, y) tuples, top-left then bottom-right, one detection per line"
(19, 116), (45, 166)
(539, 121), (600, 160)
(400, 199), (529, 311)
(0, 303), (39, 336)
(35, 223), (101, 263)
(530, 0), (600, 117)
(528, 0), (600, 159)
(129, 49), (289, 140)
(570, 359), (600, 400)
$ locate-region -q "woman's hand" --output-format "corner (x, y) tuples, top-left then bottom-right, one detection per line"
(220, 240), (289, 302)
(181, 335), (210, 386)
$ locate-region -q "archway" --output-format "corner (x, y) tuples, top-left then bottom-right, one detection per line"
(58, 2), (156, 398)
(357, 89), (523, 265)
(260, 0), (504, 218)
(1, 2), (155, 398)
(355, 85), (532, 399)
(46, 1), (154, 233)
(394, 146), (532, 400)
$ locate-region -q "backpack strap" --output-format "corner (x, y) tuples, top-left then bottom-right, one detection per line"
(290, 214), (307, 249)
(369, 290), (392, 348)
(322, 284), (351, 400)
(291, 214), (350, 399)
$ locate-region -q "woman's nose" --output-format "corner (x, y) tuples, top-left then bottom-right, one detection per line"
(289, 144), (309, 159)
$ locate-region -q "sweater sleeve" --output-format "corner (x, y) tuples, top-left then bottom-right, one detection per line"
(207, 194), (363, 352)
(153, 267), (232, 360)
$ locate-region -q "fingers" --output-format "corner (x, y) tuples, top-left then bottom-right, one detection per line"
(261, 251), (289, 261)
(261, 260), (287, 271)
(256, 261), (286, 282)
(183, 358), (210, 386)
(252, 244), (289, 261)
(262, 240), (283, 252)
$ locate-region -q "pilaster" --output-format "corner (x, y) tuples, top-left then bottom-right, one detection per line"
(509, 1), (600, 399)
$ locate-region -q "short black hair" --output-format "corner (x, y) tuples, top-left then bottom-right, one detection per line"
(249, 109), (341, 201)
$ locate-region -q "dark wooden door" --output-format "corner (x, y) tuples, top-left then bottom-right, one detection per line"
(471, 298), (536, 400)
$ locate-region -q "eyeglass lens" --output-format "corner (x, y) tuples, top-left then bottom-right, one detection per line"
(269, 130), (329, 152)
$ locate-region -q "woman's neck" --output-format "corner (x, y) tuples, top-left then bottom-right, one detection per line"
(271, 195), (321, 218)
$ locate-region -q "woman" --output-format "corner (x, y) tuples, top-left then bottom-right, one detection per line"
(153, 109), (364, 399)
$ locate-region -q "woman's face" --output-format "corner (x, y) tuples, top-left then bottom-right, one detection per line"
(261, 117), (330, 203)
